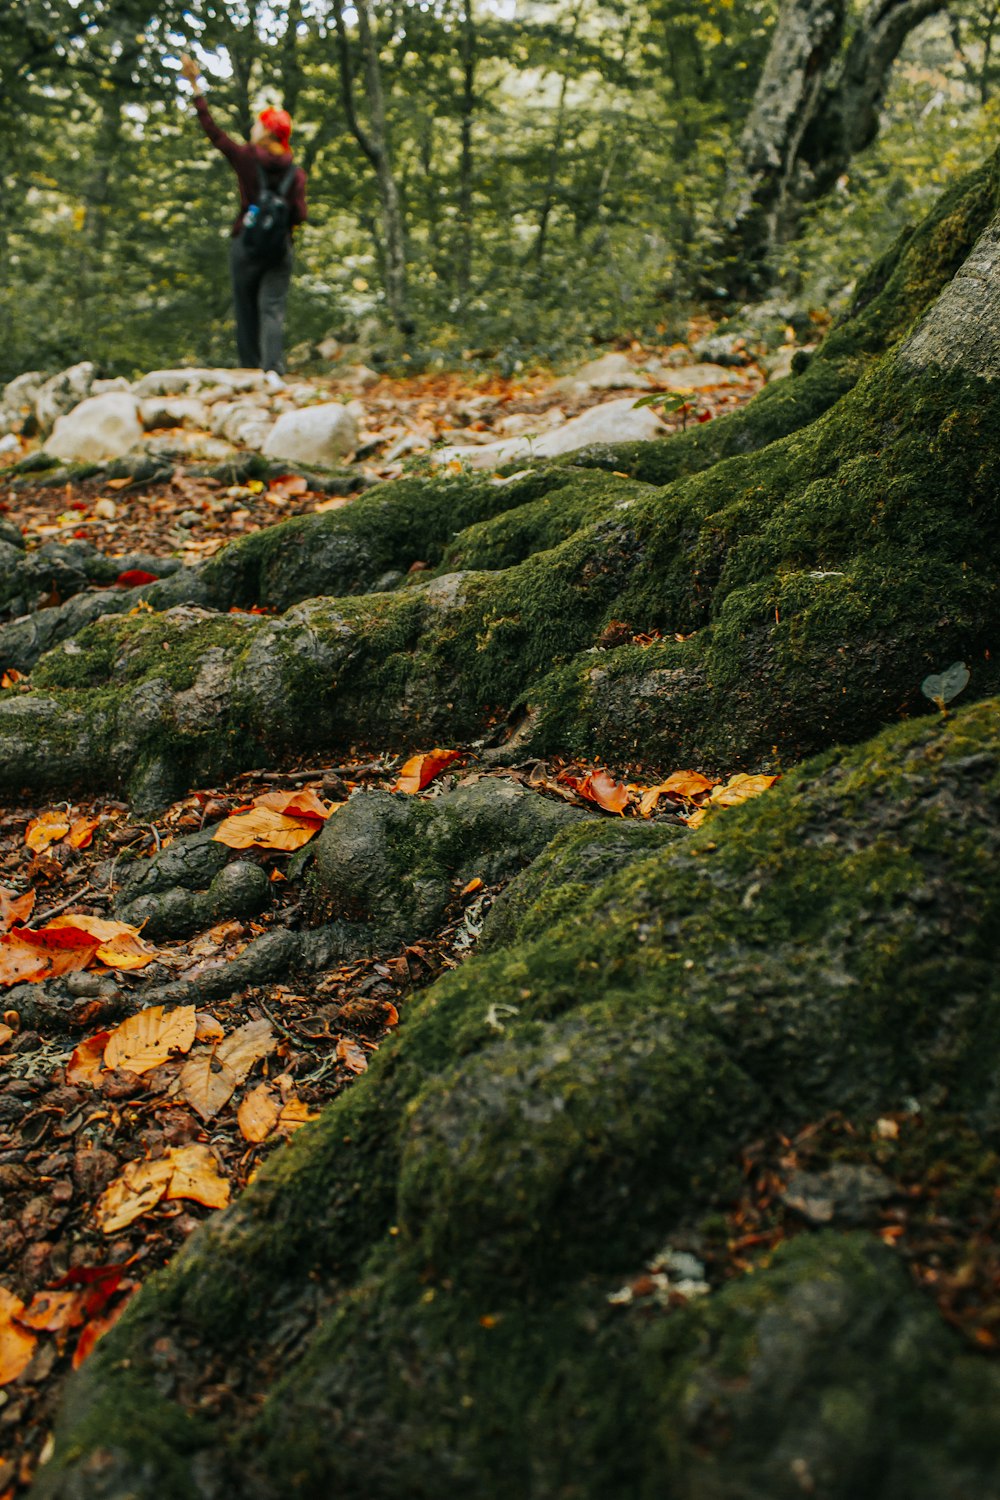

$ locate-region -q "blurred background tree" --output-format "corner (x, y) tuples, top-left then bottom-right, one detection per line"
(0, 0), (991, 380)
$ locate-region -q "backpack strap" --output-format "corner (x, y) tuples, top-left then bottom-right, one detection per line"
(277, 164), (297, 198)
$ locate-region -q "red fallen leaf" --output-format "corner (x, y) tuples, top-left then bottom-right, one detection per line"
(72, 1289), (134, 1370)
(69, 500), (87, 512)
(73, 528), (89, 539)
(0, 926), (100, 986)
(696, 410), (713, 423)
(115, 569), (158, 588)
(394, 749), (462, 794)
(50, 1264), (126, 1318)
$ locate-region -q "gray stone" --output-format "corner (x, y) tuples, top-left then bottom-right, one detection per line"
(0, 371), (46, 435)
(262, 403), (358, 466)
(33, 362), (96, 434)
(433, 397), (666, 470)
(555, 352), (653, 395)
(43, 392), (143, 464)
(138, 396), (210, 430)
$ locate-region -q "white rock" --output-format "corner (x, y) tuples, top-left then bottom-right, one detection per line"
(44, 392), (143, 464)
(0, 433), (20, 456)
(34, 362), (96, 434)
(339, 364), (379, 392)
(139, 397), (210, 431)
(262, 403), (359, 466)
(432, 397), (665, 470)
(208, 399), (274, 450)
(647, 362), (749, 392)
(0, 371), (46, 435)
(143, 432), (238, 462)
(132, 368), (269, 399)
(316, 337), (342, 362)
(94, 497), (118, 520)
(91, 377), (133, 396)
(555, 352), (651, 395)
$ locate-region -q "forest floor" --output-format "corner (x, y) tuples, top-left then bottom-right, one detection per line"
(0, 343), (767, 1495)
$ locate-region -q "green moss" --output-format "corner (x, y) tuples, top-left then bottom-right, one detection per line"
(33, 701), (1000, 1499)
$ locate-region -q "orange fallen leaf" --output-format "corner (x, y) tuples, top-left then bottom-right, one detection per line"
(336, 1037), (368, 1074)
(179, 1018), (276, 1120)
(103, 1005), (197, 1075)
(394, 748), (462, 794)
(583, 769), (629, 815)
(0, 886), (34, 933)
(0, 1024), (13, 1049)
(277, 1096), (319, 1133)
(266, 473), (309, 498)
(253, 788), (335, 822)
(639, 770), (718, 817)
(66, 1031), (112, 1088)
(25, 810), (71, 852)
(66, 816), (101, 850)
(163, 1144), (230, 1210)
(708, 773), (779, 808)
(461, 877), (484, 898)
(96, 1158), (173, 1233)
(72, 1290), (134, 1370)
(16, 1289), (87, 1334)
(1, 669), (25, 688)
(238, 1082), (280, 1143)
(47, 914), (159, 971)
(0, 1287), (37, 1386)
(0, 927), (100, 987)
(194, 1011), (224, 1043)
(211, 806), (323, 852)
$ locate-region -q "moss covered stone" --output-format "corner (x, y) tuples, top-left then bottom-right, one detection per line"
(30, 700), (1000, 1499)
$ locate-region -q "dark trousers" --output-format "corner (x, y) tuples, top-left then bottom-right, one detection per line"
(229, 235), (292, 373)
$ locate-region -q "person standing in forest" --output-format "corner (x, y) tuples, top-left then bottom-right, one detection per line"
(179, 54), (307, 382)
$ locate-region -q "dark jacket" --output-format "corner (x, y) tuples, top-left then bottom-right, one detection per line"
(194, 95), (308, 238)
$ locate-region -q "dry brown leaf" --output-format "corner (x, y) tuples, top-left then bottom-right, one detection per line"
(216, 1018), (277, 1084)
(0, 885), (34, 934)
(277, 1097), (319, 1133)
(164, 1144), (230, 1210)
(25, 810), (71, 852)
(194, 1012), (225, 1043)
(103, 1005), (197, 1075)
(0, 1287), (37, 1385)
(238, 1083), (279, 1143)
(336, 1037), (368, 1074)
(47, 914), (159, 971)
(211, 806), (322, 851)
(96, 1157), (173, 1234)
(66, 1031), (112, 1088)
(394, 748), (461, 794)
(178, 1051), (237, 1122)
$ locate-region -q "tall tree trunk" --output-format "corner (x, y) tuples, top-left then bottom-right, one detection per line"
(455, 0), (476, 299)
(280, 0), (305, 115)
(534, 3), (584, 269)
(721, 0), (946, 296)
(331, 0), (413, 336)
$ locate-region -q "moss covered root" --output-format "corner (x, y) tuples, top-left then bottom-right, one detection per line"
(31, 700), (1000, 1500)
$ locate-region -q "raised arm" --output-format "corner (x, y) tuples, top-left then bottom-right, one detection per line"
(180, 53), (243, 165)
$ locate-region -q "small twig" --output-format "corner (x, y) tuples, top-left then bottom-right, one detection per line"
(257, 997), (316, 1049)
(33, 882), (93, 925)
(236, 760), (396, 785)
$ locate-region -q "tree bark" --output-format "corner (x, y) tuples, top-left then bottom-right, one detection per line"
(722, 0), (946, 295)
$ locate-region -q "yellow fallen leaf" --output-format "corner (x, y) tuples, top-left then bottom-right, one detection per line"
(163, 1144), (230, 1210)
(96, 1157), (173, 1234)
(708, 773), (779, 808)
(47, 914), (159, 971)
(0, 1286), (37, 1385)
(103, 1005), (197, 1075)
(25, 810), (71, 852)
(238, 1083), (280, 1143)
(216, 1018), (276, 1082)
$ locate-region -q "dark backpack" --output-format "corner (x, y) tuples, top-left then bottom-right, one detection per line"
(242, 163), (296, 266)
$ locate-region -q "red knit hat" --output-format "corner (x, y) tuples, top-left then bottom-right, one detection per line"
(258, 107), (292, 148)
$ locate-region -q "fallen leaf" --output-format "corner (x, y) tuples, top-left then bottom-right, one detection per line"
(336, 1037), (368, 1074)
(266, 473), (309, 498)
(116, 569), (158, 587)
(194, 1012), (225, 1043)
(66, 1031), (112, 1088)
(96, 1158), (173, 1234)
(708, 773), (779, 808)
(103, 1005), (197, 1075)
(394, 748), (462, 794)
(25, 810), (71, 852)
(583, 769), (629, 815)
(277, 1096), (319, 1132)
(163, 1144), (230, 1210)
(0, 1024), (13, 1049)
(66, 816), (100, 850)
(238, 1083), (280, 1143)
(50, 1263), (126, 1318)
(177, 1050), (237, 1122)
(639, 770), (718, 817)
(0, 887), (34, 934)
(0, 927), (100, 987)
(1, 668), (25, 688)
(253, 788), (335, 822)
(211, 806), (322, 852)
(47, 914), (159, 971)
(15, 1289), (87, 1333)
(0, 1287), (37, 1386)
(216, 1018), (276, 1083)
(72, 1290), (134, 1370)
(460, 877), (484, 898)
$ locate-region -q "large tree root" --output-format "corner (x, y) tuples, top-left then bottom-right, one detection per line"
(30, 700), (1000, 1500)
